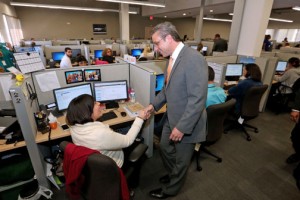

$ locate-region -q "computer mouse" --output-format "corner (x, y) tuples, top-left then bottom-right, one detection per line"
(121, 112), (127, 117)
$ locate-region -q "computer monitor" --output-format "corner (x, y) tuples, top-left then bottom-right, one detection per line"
(72, 49), (82, 57)
(94, 80), (128, 109)
(155, 74), (165, 94)
(202, 46), (208, 51)
(131, 49), (143, 57)
(94, 50), (103, 59)
(53, 83), (92, 112)
(65, 70), (84, 84)
(225, 63), (243, 81)
(52, 52), (64, 62)
(239, 56), (256, 64)
(190, 45), (197, 50)
(276, 61), (287, 72)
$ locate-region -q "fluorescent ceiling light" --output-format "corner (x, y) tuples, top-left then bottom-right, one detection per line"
(292, 6), (300, 11)
(229, 13), (293, 23)
(10, 2), (136, 14)
(203, 17), (232, 22)
(96, 0), (165, 8)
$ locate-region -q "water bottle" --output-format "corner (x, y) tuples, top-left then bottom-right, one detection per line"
(130, 88), (136, 103)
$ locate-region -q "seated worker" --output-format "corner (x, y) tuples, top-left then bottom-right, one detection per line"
(65, 94), (148, 168)
(273, 57), (300, 94)
(212, 34), (228, 52)
(228, 63), (262, 112)
(138, 45), (154, 60)
(60, 47), (73, 69)
(102, 48), (115, 63)
(76, 55), (88, 66)
(206, 66), (227, 108)
(196, 42), (203, 52)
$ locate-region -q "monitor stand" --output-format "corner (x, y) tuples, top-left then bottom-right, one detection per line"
(51, 108), (64, 118)
(105, 101), (119, 109)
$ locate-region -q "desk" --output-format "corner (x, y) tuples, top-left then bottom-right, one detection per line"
(0, 103), (142, 153)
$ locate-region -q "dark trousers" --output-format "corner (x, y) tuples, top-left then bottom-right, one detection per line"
(291, 122), (300, 156)
(159, 118), (195, 196)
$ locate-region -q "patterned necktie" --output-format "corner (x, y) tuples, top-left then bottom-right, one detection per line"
(166, 57), (173, 84)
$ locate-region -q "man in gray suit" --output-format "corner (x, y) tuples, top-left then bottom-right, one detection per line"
(144, 22), (208, 199)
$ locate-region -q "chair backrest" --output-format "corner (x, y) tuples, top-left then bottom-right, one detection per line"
(59, 141), (121, 200)
(241, 84), (268, 118)
(206, 99), (236, 142)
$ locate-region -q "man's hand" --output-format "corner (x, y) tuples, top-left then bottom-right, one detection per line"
(169, 127), (184, 142)
(143, 104), (154, 119)
(290, 111), (300, 123)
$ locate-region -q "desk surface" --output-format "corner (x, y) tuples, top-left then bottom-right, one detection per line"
(0, 103), (142, 153)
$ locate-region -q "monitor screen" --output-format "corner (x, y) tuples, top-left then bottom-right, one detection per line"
(72, 49), (82, 57)
(190, 45), (197, 50)
(131, 49), (143, 57)
(53, 83), (92, 112)
(65, 70), (84, 84)
(276, 61), (287, 72)
(52, 52), (64, 61)
(94, 50), (103, 59)
(84, 69), (101, 81)
(156, 74), (165, 93)
(225, 63), (243, 76)
(94, 80), (128, 103)
(202, 46), (208, 51)
(239, 56), (255, 64)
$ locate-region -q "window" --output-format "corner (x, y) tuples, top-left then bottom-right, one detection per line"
(3, 14), (23, 46)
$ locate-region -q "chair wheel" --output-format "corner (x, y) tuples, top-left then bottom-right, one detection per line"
(247, 136), (251, 141)
(197, 166), (202, 171)
(217, 158), (222, 162)
(254, 129), (259, 133)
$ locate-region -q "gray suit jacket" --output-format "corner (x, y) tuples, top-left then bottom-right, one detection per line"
(153, 45), (208, 143)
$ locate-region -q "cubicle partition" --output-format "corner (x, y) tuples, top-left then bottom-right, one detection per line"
(0, 73), (15, 110)
(279, 47), (300, 54)
(52, 40), (80, 46)
(136, 60), (167, 75)
(205, 55), (238, 64)
(275, 52), (300, 61)
(44, 45), (85, 60)
(31, 63), (130, 106)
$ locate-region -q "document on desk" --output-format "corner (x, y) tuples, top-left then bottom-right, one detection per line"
(123, 103), (144, 118)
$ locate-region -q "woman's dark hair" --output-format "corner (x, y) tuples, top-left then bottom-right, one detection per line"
(208, 66), (215, 81)
(66, 94), (94, 126)
(244, 63), (262, 82)
(288, 57), (300, 68)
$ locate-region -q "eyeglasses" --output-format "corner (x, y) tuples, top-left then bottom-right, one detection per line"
(153, 38), (163, 46)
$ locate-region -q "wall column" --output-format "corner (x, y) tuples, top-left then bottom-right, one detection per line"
(194, 0), (205, 43)
(119, 4), (130, 42)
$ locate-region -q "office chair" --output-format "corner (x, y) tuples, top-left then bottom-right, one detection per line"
(225, 84), (268, 141)
(59, 141), (148, 200)
(195, 99), (236, 171)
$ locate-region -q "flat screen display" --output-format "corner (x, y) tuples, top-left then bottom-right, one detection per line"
(65, 70), (84, 84)
(156, 74), (165, 92)
(52, 52), (64, 61)
(94, 80), (128, 103)
(94, 50), (103, 59)
(72, 49), (82, 57)
(225, 63), (243, 76)
(131, 49), (143, 57)
(53, 83), (92, 112)
(276, 61), (287, 72)
(202, 46), (208, 51)
(84, 69), (101, 81)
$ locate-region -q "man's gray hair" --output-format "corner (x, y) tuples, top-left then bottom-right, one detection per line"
(151, 22), (181, 42)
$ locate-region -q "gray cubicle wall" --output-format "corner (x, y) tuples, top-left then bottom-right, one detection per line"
(136, 60), (167, 75)
(0, 73), (14, 110)
(129, 64), (156, 157)
(88, 44), (121, 58)
(205, 55), (238, 64)
(275, 52), (300, 61)
(44, 45), (85, 60)
(52, 40), (80, 46)
(31, 63), (130, 106)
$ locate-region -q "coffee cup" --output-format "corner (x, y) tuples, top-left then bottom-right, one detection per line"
(49, 121), (57, 130)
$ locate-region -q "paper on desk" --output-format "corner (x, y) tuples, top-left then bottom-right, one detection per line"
(35, 71), (60, 92)
(123, 103), (143, 118)
(0, 75), (13, 101)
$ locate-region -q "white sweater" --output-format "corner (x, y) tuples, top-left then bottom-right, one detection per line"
(70, 117), (144, 167)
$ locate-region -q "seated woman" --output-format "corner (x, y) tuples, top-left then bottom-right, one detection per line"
(138, 45), (154, 60)
(76, 55), (88, 66)
(273, 57), (300, 94)
(102, 48), (115, 63)
(65, 94), (147, 168)
(228, 63), (262, 113)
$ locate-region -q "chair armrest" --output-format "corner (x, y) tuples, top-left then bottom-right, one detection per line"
(128, 143), (148, 163)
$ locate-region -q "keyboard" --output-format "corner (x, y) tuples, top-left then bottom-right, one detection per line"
(97, 111), (118, 122)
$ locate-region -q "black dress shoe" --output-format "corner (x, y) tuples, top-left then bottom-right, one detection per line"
(149, 188), (172, 199)
(159, 175), (170, 184)
(286, 154), (300, 164)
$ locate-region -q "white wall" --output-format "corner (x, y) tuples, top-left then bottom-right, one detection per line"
(0, 0), (18, 42)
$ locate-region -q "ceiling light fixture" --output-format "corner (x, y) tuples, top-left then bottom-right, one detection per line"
(292, 6), (300, 11)
(10, 2), (136, 14)
(96, 0), (165, 8)
(229, 13), (293, 23)
(203, 17), (232, 22)
(183, 13), (186, 16)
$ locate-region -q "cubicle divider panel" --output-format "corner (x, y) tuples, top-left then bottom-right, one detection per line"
(0, 73), (15, 110)
(52, 40), (80, 46)
(205, 55), (238, 64)
(44, 45), (85, 60)
(275, 52), (300, 61)
(201, 41), (214, 56)
(260, 52), (276, 58)
(279, 47), (300, 54)
(137, 60), (167, 75)
(32, 63), (130, 106)
(259, 57), (278, 112)
(255, 57), (268, 77)
(10, 82), (49, 189)
(130, 64), (156, 157)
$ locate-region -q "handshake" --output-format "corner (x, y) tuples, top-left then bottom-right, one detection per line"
(138, 104), (155, 120)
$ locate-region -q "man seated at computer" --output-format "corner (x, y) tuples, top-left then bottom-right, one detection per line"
(273, 57), (300, 94)
(101, 48), (115, 63)
(60, 47), (73, 69)
(66, 94), (149, 167)
(228, 63), (262, 112)
(138, 45), (154, 61)
(206, 66), (226, 108)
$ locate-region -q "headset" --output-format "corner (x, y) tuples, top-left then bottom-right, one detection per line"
(26, 82), (37, 102)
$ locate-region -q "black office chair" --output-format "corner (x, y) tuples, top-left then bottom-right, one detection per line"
(225, 84), (268, 141)
(195, 99), (236, 171)
(59, 141), (148, 200)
